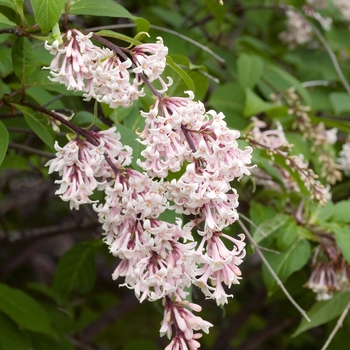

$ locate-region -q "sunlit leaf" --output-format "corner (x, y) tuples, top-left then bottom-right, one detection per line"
(69, 0), (149, 32)
(30, 0), (66, 32)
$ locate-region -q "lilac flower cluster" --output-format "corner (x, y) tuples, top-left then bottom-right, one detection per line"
(305, 236), (350, 300)
(45, 30), (253, 350)
(45, 29), (168, 107)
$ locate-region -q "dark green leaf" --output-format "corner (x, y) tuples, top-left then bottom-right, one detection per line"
(28, 332), (75, 350)
(259, 65), (311, 106)
(117, 123), (143, 171)
(0, 121), (9, 166)
(12, 0), (24, 21)
(0, 0), (16, 11)
(15, 107), (54, 147)
(73, 111), (95, 127)
(0, 47), (13, 78)
(208, 82), (248, 130)
(12, 104), (54, 149)
(0, 153), (29, 170)
(123, 339), (159, 350)
(30, 0), (66, 32)
(276, 219), (299, 251)
(11, 37), (37, 82)
(53, 241), (97, 303)
(95, 30), (140, 45)
(0, 13), (16, 26)
(249, 201), (276, 227)
(263, 238), (311, 294)
(0, 312), (30, 350)
(69, 0), (149, 32)
(237, 54), (264, 89)
(0, 283), (55, 336)
(293, 291), (350, 337)
(166, 56), (195, 92)
(253, 213), (290, 244)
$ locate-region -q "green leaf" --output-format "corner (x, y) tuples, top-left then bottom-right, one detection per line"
(0, 153), (29, 170)
(30, 0), (66, 32)
(123, 339), (159, 350)
(330, 200), (350, 224)
(293, 291), (350, 337)
(263, 238), (311, 294)
(166, 56), (195, 92)
(273, 153), (310, 196)
(253, 213), (290, 244)
(0, 13), (16, 26)
(12, 104), (54, 149)
(254, 153), (283, 184)
(259, 65), (311, 106)
(11, 37), (37, 82)
(208, 82), (248, 130)
(117, 123), (143, 171)
(329, 92), (350, 115)
(0, 121), (9, 166)
(276, 219), (299, 251)
(0, 283), (55, 336)
(53, 241), (97, 303)
(285, 132), (311, 158)
(69, 0), (150, 32)
(95, 30), (140, 45)
(328, 224), (350, 264)
(0, 47), (13, 78)
(0, 312), (30, 350)
(0, 0), (16, 11)
(27, 332), (75, 350)
(312, 201), (335, 224)
(12, 0), (25, 22)
(249, 201), (276, 227)
(237, 54), (264, 89)
(243, 88), (275, 117)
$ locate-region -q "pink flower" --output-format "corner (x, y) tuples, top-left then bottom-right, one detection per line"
(160, 297), (213, 350)
(46, 138), (104, 209)
(193, 233), (246, 305)
(132, 37), (168, 82)
(137, 92), (206, 177)
(46, 127), (133, 209)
